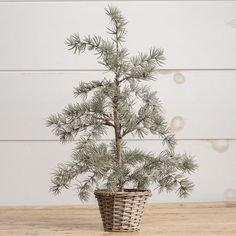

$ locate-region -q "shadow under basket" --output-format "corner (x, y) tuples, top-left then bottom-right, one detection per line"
(94, 189), (151, 232)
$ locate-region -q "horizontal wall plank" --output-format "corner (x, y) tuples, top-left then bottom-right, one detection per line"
(0, 1), (235, 70)
(0, 140), (235, 205)
(0, 70), (235, 140)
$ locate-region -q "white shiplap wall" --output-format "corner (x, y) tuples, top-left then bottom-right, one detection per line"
(0, 1), (236, 205)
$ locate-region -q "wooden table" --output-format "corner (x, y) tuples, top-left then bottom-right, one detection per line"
(0, 202), (236, 236)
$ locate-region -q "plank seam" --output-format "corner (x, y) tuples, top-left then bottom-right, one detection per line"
(0, 138), (235, 142)
(0, 69), (236, 73)
(0, 0), (234, 2)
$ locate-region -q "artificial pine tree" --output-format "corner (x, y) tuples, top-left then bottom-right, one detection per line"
(47, 6), (197, 202)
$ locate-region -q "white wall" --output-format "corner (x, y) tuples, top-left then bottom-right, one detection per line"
(0, 1), (236, 205)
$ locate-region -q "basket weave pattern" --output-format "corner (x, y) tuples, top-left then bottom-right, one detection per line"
(94, 189), (151, 232)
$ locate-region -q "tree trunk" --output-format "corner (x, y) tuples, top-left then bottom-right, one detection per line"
(113, 27), (123, 191)
(113, 76), (123, 191)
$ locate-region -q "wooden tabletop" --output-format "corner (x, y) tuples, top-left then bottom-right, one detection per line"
(1, 202), (236, 236)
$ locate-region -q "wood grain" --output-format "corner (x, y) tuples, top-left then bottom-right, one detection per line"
(0, 202), (236, 236)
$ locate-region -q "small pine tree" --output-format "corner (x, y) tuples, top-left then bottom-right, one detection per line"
(46, 6), (197, 201)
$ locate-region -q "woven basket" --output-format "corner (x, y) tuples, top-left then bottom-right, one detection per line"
(94, 189), (151, 232)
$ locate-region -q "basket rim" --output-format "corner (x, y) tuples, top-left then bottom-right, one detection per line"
(94, 188), (151, 196)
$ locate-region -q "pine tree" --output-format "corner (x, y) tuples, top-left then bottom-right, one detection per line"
(46, 6), (197, 201)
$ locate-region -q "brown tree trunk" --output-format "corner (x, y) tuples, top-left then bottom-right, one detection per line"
(113, 76), (123, 191)
(113, 27), (123, 191)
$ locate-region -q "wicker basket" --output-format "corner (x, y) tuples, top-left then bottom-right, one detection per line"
(94, 189), (151, 232)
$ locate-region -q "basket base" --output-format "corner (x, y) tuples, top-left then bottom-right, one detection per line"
(95, 189), (151, 232)
(104, 228), (140, 232)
